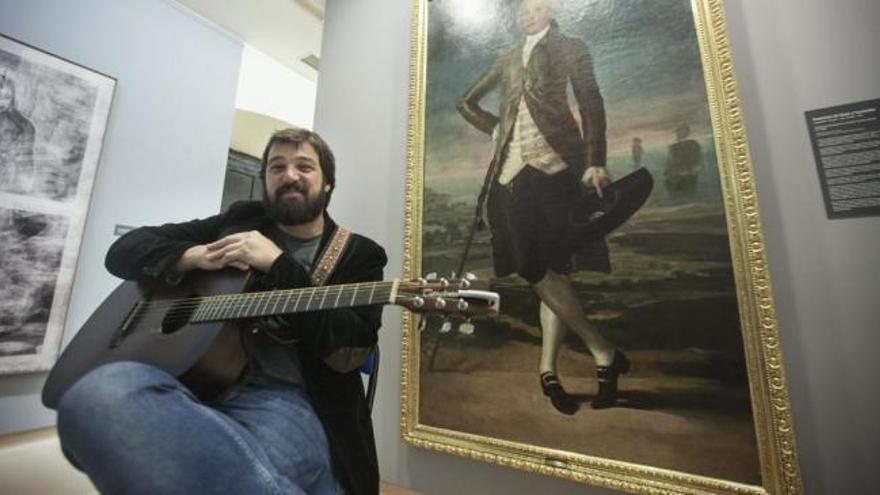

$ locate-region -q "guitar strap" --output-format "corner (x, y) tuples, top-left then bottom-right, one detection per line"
(310, 226), (351, 286)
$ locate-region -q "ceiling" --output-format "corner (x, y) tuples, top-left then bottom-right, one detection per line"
(173, 0), (324, 81)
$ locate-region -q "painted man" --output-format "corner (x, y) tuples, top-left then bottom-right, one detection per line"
(458, 0), (629, 412)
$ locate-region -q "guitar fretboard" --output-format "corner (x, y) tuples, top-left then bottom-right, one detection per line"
(190, 281), (397, 323)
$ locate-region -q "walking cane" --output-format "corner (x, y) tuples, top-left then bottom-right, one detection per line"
(427, 156), (500, 370)
(456, 156), (499, 277)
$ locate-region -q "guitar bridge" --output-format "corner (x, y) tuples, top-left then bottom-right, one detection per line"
(110, 301), (143, 348)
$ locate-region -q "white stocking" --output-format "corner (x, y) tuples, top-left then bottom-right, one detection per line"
(539, 302), (564, 375)
(532, 270), (615, 366)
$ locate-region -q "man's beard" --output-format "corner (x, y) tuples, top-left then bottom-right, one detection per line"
(265, 182), (327, 226)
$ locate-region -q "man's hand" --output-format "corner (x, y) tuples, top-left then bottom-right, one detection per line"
(176, 244), (237, 273)
(585, 166), (611, 198)
(204, 231), (283, 273)
(176, 231), (283, 274)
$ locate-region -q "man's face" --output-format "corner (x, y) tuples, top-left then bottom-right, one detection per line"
(0, 82), (13, 112)
(264, 141), (331, 226)
(520, 0), (552, 35)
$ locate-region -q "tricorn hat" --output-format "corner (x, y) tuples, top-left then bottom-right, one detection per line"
(569, 167), (654, 242)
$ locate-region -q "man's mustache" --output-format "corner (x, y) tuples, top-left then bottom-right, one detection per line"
(275, 182), (308, 197)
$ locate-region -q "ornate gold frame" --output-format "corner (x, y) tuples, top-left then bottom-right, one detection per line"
(401, 1), (802, 493)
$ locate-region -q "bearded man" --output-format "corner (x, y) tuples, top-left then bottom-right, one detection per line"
(56, 128), (387, 495)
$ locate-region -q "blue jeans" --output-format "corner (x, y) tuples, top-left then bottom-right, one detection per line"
(57, 361), (340, 495)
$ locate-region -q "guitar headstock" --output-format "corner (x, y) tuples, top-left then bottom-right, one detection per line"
(394, 272), (499, 319)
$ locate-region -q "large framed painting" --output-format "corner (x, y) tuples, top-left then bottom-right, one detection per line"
(0, 34), (115, 374)
(402, 0), (803, 493)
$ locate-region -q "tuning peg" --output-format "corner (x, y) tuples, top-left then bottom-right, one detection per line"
(417, 316), (427, 332)
(439, 320), (453, 334)
(425, 272), (438, 280)
(458, 320), (475, 335)
(433, 298), (447, 310)
(440, 277), (449, 288)
(464, 272), (477, 280)
(457, 299), (469, 312)
(412, 297), (425, 308)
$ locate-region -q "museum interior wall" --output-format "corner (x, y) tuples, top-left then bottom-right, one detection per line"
(314, 0), (880, 494)
(0, 0), (242, 434)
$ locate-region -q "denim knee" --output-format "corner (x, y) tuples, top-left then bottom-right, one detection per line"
(58, 362), (174, 438)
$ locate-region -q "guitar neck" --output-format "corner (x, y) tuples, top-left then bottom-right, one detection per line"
(190, 280), (400, 323)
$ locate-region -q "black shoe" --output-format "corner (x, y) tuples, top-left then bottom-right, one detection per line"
(540, 372), (579, 415)
(591, 351), (630, 409)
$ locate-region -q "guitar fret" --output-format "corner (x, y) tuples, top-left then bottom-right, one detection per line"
(234, 294), (247, 319)
(318, 286), (330, 310)
(350, 283), (359, 306)
(291, 289), (302, 312)
(239, 294), (250, 318)
(254, 292), (267, 317)
(304, 287), (318, 311)
(208, 297), (220, 320)
(268, 291), (280, 316)
(332, 284), (343, 308)
(368, 283), (377, 305)
(192, 300), (203, 322)
(202, 298), (212, 321)
(247, 293), (260, 318)
(271, 289), (282, 315)
(240, 294), (252, 318)
(228, 295), (240, 319)
(214, 297), (225, 320)
(219, 295), (231, 320)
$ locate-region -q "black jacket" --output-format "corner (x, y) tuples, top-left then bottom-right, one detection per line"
(105, 201), (387, 495)
(457, 20), (607, 177)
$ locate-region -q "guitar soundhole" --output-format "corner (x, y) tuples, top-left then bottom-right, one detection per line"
(161, 298), (196, 335)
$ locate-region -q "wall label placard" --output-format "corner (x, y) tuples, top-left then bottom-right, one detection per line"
(806, 98), (880, 219)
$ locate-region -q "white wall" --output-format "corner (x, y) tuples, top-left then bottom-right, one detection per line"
(315, 0), (880, 494)
(235, 44), (317, 129)
(0, 0), (242, 434)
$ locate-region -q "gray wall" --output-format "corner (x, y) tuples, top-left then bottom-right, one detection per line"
(0, 0), (241, 434)
(316, 0), (880, 494)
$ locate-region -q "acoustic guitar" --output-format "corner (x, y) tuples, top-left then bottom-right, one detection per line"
(42, 269), (499, 408)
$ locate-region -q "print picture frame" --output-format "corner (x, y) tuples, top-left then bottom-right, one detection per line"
(0, 33), (115, 374)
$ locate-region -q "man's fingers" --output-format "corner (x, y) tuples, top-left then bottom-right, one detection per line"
(229, 261), (250, 271)
(218, 246), (244, 263)
(206, 240), (242, 260)
(206, 234), (241, 251)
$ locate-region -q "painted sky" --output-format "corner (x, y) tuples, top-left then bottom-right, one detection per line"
(424, 0), (713, 184)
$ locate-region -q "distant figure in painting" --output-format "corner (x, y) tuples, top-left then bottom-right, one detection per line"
(631, 137), (644, 169)
(664, 123), (703, 197)
(458, 0), (629, 412)
(0, 72), (36, 194)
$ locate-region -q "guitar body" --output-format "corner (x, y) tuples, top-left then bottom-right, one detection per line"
(42, 269), (250, 409)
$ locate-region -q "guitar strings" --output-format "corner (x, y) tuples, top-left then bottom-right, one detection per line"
(139, 287), (396, 316)
(137, 291), (390, 325)
(126, 283), (432, 324)
(137, 289), (398, 327)
(133, 282), (399, 312)
(130, 280), (445, 313)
